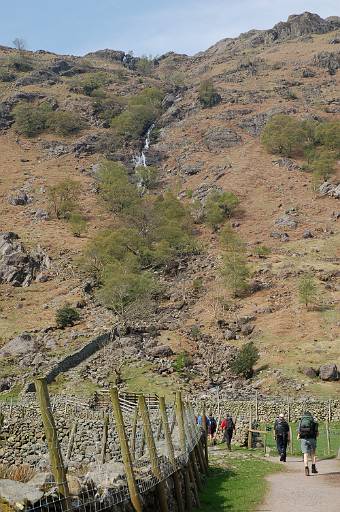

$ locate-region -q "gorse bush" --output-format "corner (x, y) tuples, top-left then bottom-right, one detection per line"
(70, 72), (112, 96)
(13, 102), (84, 137)
(198, 80), (221, 108)
(56, 304), (80, 328)
(231, 341), (259, 379)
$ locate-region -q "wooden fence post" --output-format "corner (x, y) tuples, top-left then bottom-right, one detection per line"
(176, 392), (194, 511)
(101, 414), (109, 464)
(138, 395), (168, 512)
(35, 378), (70, 510)
(110, 387), (142, 512)
(159, 396), (184, 512)
(66, 420), (78, 461)
(289, 425), (294, 455)
(326, 420), (331, 455)
(202, 402), (209, 467)
(130, 405), (139, 462)
(188, 403), (207, 475)
(328, 400), (332, 423)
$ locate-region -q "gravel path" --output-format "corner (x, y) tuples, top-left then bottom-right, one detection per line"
(258, 457), (340, 511)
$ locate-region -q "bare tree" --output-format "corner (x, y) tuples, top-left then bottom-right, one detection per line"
(13, 38), (26, 51)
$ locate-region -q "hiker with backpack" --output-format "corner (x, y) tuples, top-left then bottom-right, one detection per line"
(207, 412), (217, 445)
(220, 414), (236, 450)
(298, 411), (319, 476)
(274, 413), (290, 462)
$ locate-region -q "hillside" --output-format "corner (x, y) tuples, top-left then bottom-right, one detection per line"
(0, 12), (339, 400)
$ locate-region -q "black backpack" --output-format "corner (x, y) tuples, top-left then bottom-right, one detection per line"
(226, 417), (234, 430)
(299, 415), (315, 438)
(275, 419), (288, 436)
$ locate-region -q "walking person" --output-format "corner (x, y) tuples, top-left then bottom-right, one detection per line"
(207, 412), (217, 445)
(298, 411), (318, 476)
(221, 414), (236, 451)
(274, 413), (290, 462)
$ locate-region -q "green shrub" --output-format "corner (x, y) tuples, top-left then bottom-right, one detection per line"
(47, 110), (84, 136)
(70, 72), (112, 96)
(173, 352), (192, 373)
(199, 80), (221, 108)
(261, 114), (307, 156)
(136, 56), (154, 76)
(111, 87), (163, 141)
(231, 341), (259, 378)
(190, 325), (202, 340)
(13, 102), (52, 137)
(98, 161), (141, 214)
(254, 245), (271, 258)
(48, 180), (80, 219)
(298, 273), (317, 309)
(310, 150), (336, 182)
(8, 53), (33, 72)
(315, 121), (340, 153)
(135, 165), (158, 189)
(221, 252), (250, 297)
(68, 212), (87, 237)
(0, 68), (16, 82)
(92, 96), (124, 124)
(192, 277), (203, 292)
(56, 304), (80, 328)
(205, 191), (239, 229)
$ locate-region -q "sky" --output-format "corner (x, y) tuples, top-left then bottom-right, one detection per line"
(1, 0), (338, 57)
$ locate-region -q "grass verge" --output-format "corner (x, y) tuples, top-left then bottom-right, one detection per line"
(199, 448), (282, 512)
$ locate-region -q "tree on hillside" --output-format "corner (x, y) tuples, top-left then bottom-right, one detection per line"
(205, 191), (239, 230)
(261, 114), (307, 156)
(198, 80), (221, 108)
(231, 341), (259, 379)
(219, 225), (250, 297)
(13, 37), (26, 51)
(298, 273), (317, 309)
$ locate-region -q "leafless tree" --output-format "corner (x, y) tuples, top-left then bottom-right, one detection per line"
(13, 38), (26, 51)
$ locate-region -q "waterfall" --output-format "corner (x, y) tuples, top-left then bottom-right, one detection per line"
(133, 124), (154, 168)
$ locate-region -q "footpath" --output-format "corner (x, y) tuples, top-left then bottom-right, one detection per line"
(258, 456), (340, 512)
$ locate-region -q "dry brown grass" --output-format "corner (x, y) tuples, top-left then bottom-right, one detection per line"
(0, 463), (36, 482)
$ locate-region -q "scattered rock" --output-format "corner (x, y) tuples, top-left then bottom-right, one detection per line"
(8, 190), (32, 206)
(319, 364), (339, 381)
(148, 345), (174, 358)
(274, 215), (298, 229)
(0, 479), (43, 508)
(203, 127), (242, 150)
(303, 367), (318, 378)
(312, 51), (340, 74)
(303, 230), (313, 239)
(319, 182), (340, 199)
(273, 158), (302, 172)
(0, 332), (36, 357)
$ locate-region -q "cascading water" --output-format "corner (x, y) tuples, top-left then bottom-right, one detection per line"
(133, 124), (154, 168)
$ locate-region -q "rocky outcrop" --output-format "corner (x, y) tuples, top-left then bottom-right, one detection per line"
(0, 232), (51, 287)
(319, 182), (340, 199)
(15, 69), (59, 86)
(238, 108), (296, 136)
(84, 49), (126, 62)
(0, 332), (36, 357)
(312, 51), (340, 74)
(8, 190), (32, 206)
(0, 92), (46, 130)
(204, 127), (242, 150)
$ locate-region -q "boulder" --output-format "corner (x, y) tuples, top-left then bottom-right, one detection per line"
(204, 127), (242, 150)
(319, 182), (340, 199)
(8, 190), (32, 206)
(0, 332), (36, 357)
(303, 230), (314, 239)
(0, 232), (51, 287)
(274, 215), (298, 229)
(0, 479), (43, 508)
(148, 345), (174, 358)
(15, 69), (59, 86)
(319, 364), (339, 381)
(312, 51), (340, 74)
(85, 462), (125, 488)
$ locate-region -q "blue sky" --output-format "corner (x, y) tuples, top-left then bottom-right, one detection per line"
(1, 0), (338, 56)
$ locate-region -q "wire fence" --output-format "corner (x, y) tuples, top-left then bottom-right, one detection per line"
(0, 384), (206, 512)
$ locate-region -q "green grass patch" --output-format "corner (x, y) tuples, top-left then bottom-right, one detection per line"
(200, 451), (282, 511)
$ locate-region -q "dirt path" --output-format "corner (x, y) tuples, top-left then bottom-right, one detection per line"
(258, 457), (340, 511)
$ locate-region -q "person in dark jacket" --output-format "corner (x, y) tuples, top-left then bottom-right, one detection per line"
(221, 414), (236, 451)
(274, 413), (290, 462)
(298, 411), (319, 476)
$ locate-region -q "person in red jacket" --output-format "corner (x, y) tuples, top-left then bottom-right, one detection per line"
(220, 414), (236, 450)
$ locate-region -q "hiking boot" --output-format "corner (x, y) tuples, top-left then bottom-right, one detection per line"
(305, 466), (310, 476)
(311, 464), (318, 474)
(280, 454), (284, 462)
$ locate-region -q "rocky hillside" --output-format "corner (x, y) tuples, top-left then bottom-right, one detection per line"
(0, 12), (339, 400)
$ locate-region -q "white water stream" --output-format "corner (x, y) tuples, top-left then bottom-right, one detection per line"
(133, 124), (154, 168)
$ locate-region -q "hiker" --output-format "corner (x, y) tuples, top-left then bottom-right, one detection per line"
(220, 414), (236, 450)
(274, 413), (290, 462)
(298, 411), (319, 476)
(207, 412), (217, 445)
